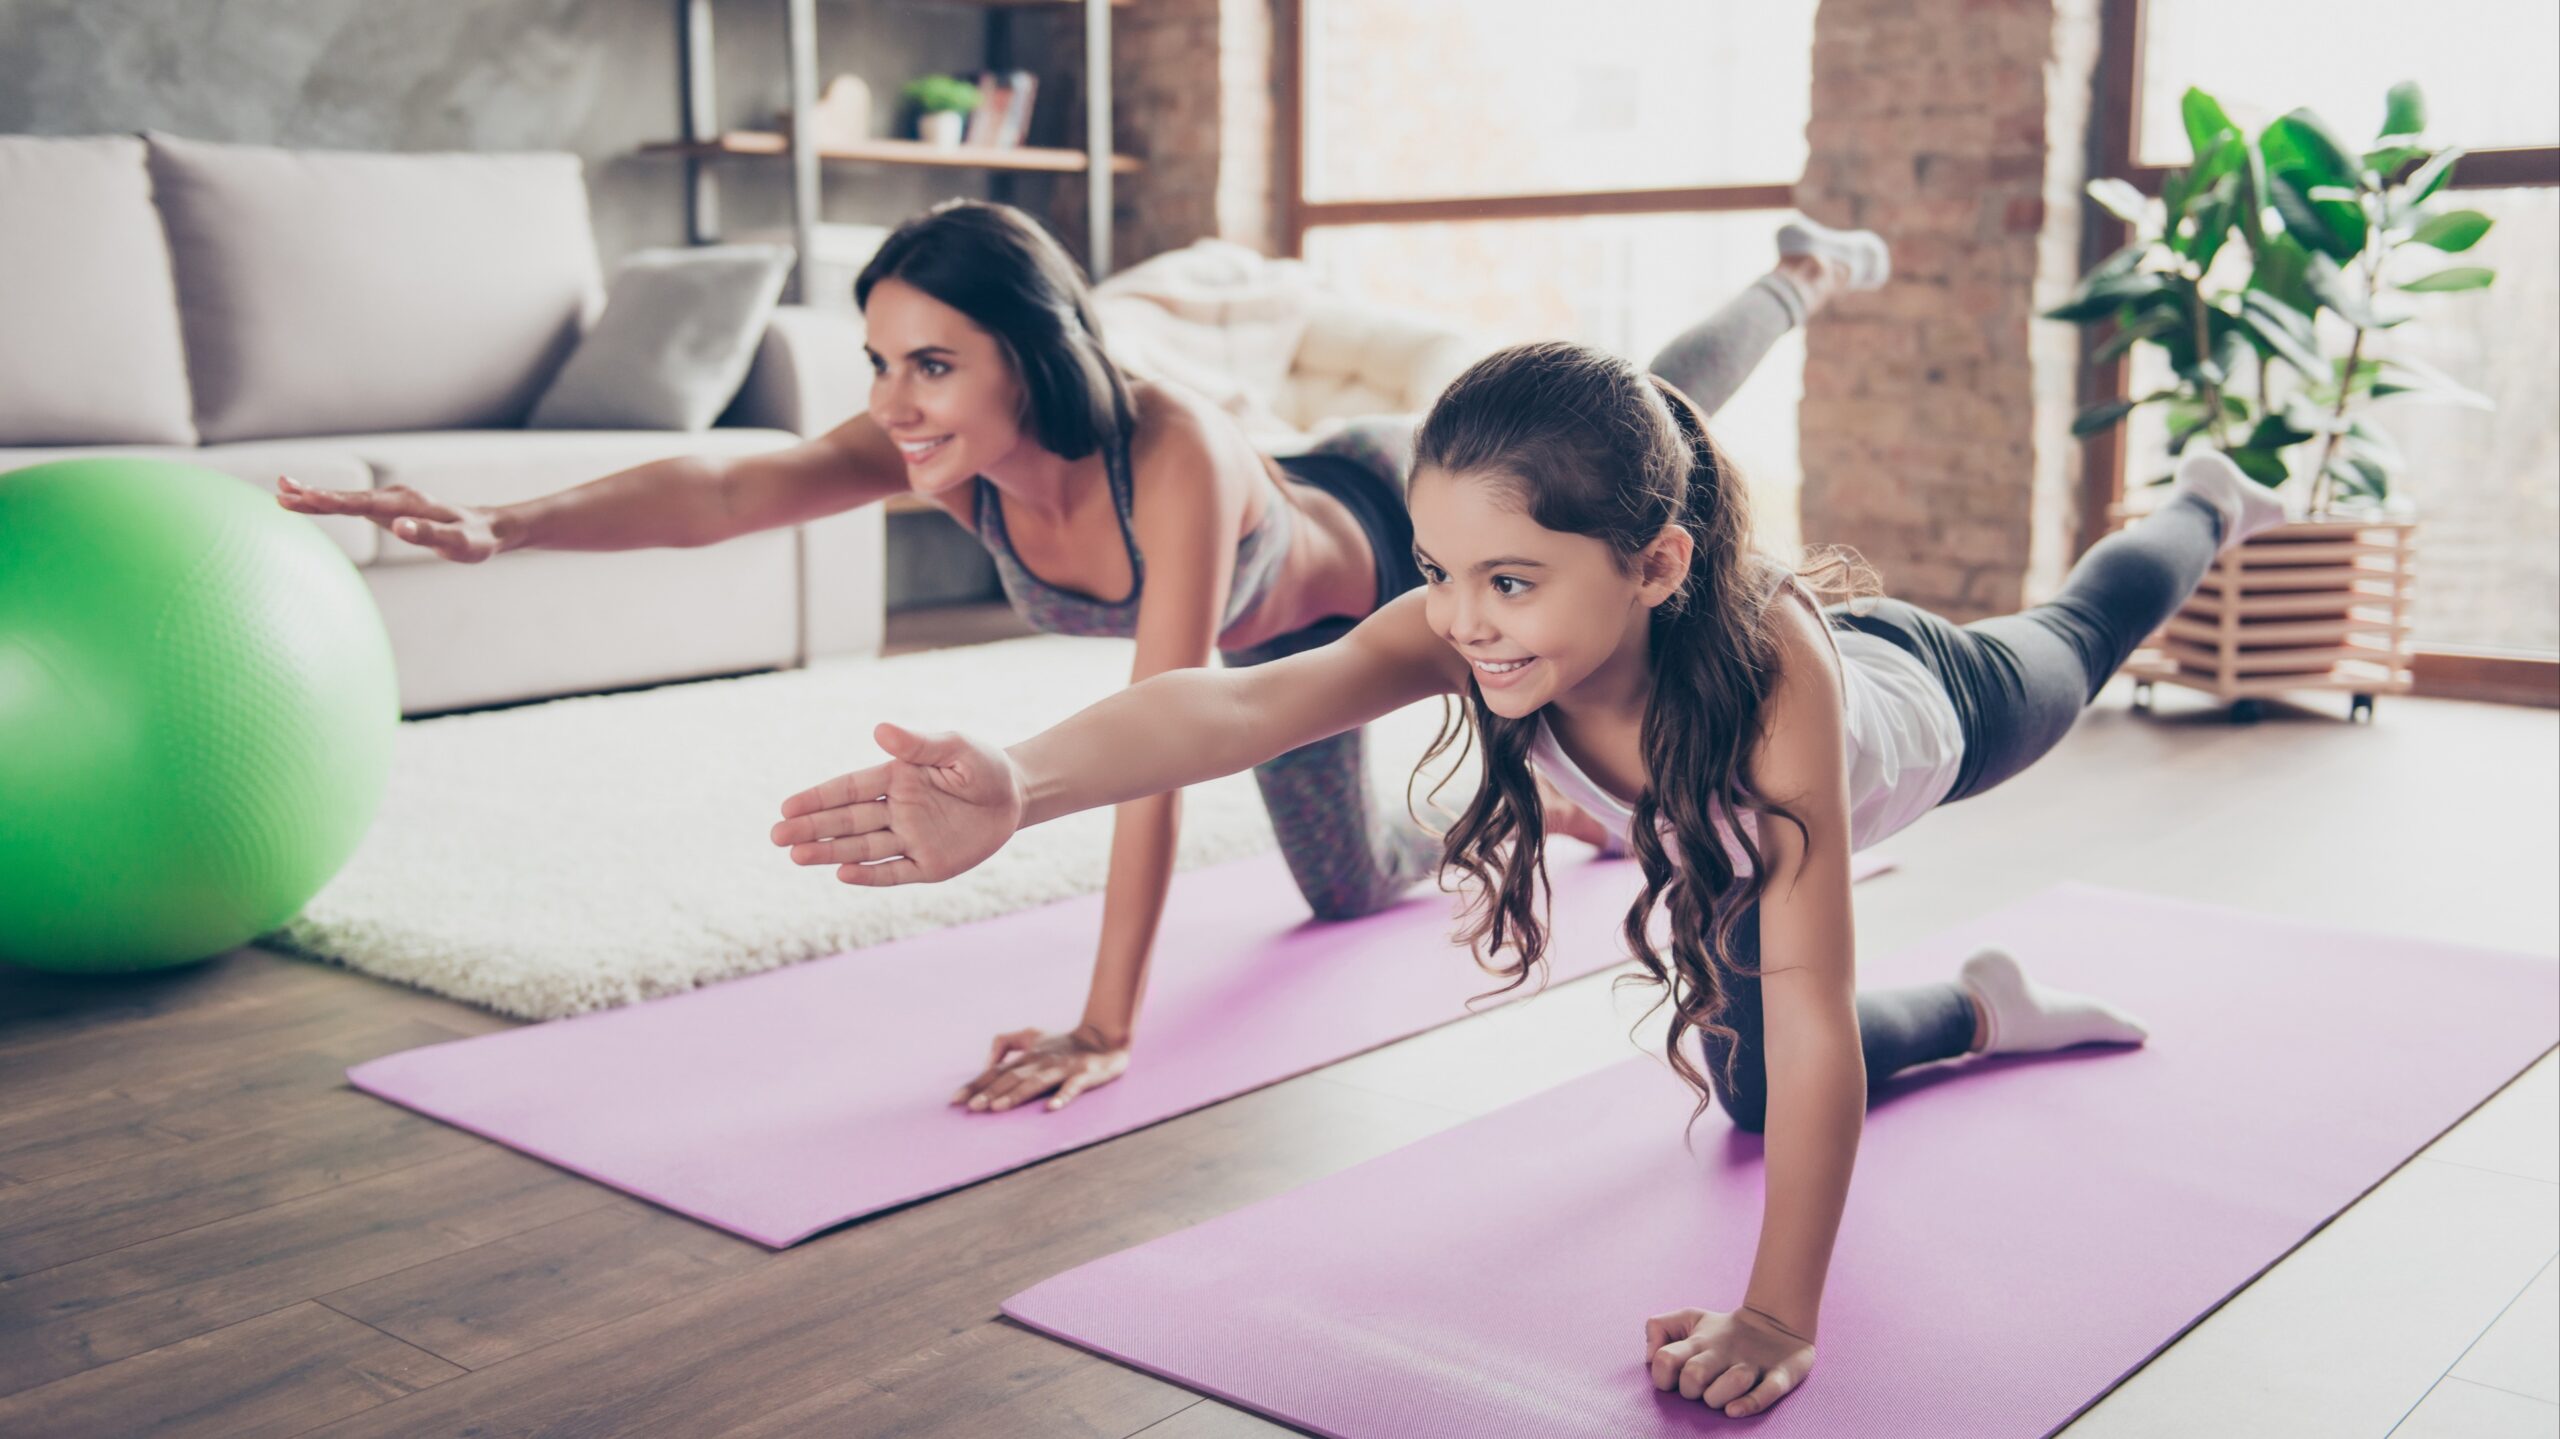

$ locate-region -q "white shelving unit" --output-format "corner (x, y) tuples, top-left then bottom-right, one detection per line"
(647, 0), (1132, 299)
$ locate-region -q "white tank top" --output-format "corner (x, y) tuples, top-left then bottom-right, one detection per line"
(1525, 575), (1965, 873)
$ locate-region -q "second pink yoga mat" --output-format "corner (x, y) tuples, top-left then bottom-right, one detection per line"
(348, 850), (1894, 1246)
(1004, 883), (2559, 1439)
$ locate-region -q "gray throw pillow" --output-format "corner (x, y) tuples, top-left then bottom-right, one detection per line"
(529, 245), (793, 432)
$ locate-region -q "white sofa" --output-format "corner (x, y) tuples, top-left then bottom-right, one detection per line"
(0, 132), (884, 716)
(1, 137), (1481, 715)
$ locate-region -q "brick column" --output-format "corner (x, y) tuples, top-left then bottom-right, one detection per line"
(1019, 0), (1276, 270)
(1795, 0), (2103, 619)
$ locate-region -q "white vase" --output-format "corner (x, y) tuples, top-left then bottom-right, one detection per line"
(918, 111), (964, 147)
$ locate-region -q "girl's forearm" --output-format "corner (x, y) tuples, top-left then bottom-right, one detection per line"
(493, 456), (738, 553)
(1010, 668), (1291, 827)
(1078, 792), (1183, 1045)
(1741, 1020), (1866, 1336)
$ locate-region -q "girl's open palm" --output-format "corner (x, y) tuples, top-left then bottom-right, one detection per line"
(772, 723), (1025, 886)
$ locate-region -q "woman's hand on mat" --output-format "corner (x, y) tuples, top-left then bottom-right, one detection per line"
(275, 475), (503, 562)
(1644, 1305), (1815, 1418)
(773, 723), (1024, 885)
(955, 1024), (1130, 1112)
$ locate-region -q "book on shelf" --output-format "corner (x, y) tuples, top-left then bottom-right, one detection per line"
(963, 69), (1038, 148)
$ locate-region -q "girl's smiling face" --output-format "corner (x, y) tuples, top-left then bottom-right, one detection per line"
(1407, 465), (1692, 720)
(863, 278), (1031, 495)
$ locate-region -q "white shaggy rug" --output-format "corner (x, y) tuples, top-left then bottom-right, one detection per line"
(271, 635), (1472, 1019)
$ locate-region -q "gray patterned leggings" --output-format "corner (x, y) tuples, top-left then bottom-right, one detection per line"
(1227, 273), (1811, 919)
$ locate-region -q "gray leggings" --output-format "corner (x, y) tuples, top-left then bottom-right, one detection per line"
(1704, 495), (2227, 1130)
(1226, 273), (1812, 919)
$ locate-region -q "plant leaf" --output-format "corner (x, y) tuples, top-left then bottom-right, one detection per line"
(2262, 111), (2359, 188)
(2397, 148), (2464, 208)
(2408, 209), (2493, 252)
(2086, 178), (2153, 230)
(2372, 355), (2494, 410)
(2227, 446), (2293, 487)
(2306, 252), (2381, 327)
(2043, 269), (2171, 322)
(2071, 399), (2139, 436)
(2185, 175), (2239, 269)
(2233, 293), (2325, 377)
(2092, 308), (2183, 362)
(2182, 87), (2238, 164)
(2244, 412), (2315, 452)
(2270, 175), (2361, 260)
(2382, 81), (2427, 140)
(2399, 266), (2496, 292)
(2249, 232), (2321, 315)
(2364, 143), (2430, 179)
(2208, 311), (2251, 380)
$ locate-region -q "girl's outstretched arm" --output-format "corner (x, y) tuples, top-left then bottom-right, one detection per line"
(771, 588), (1465, 886)
(1647, 599), (1864, 1420)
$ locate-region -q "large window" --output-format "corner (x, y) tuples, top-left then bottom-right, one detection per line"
(2091, 0), (2560, 661)
(1283, 1), (1820, 556)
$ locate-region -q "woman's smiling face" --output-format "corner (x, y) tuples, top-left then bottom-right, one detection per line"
(862, 277), (1031, 495)
(1407, 465), (1684, 719)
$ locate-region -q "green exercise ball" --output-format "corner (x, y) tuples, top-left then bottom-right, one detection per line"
(0, 458), (397, 972)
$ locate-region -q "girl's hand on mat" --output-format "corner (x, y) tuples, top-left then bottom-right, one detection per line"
(773, 723), (1024, 885)
(1644, 1306), (1815, 1418)
(955, 1025), (1130, 1112)
(275, 475), (502, 563)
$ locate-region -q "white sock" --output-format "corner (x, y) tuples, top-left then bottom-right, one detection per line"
(2169, 449), (2290, 553)
(1960, 947), (2150, 1056)
(1778, 216), (1892, 291)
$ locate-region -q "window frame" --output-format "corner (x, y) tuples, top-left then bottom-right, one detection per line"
(1273, 0), (1801, 255)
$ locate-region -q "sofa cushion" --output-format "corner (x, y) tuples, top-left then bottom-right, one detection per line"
(1277, 293), (1487, 432)
(1095, 239), (1311, 447)
(146, 134), (604, 444)
(529, 245), (793, 432)
(317, 429), (800, 566)
(0, 443), (377, 564)
(0, 136), (197, 446)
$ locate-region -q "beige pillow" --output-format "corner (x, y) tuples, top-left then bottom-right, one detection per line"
(0, 136), (197, 446)
(529, 246), (793, 432)
(147, 134), (604, 443)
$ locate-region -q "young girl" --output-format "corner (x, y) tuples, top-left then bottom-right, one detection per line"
(767, 340), (2286, 1417)
(282, 199), (1892, 1118)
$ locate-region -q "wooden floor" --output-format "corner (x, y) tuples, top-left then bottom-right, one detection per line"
(2, 682), (2554, 1439)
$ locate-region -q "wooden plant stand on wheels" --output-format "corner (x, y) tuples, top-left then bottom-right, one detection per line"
(2123, 515), (2417, 724)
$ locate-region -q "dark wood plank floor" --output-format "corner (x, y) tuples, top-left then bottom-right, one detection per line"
(2, 683), (2552, 1438)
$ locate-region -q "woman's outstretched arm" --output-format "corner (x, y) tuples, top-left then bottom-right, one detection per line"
(275, 412), (914, 560)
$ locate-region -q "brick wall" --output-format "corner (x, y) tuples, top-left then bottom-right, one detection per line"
(1016, 0), (1275, 271)
(1795, 0), (2103, 619)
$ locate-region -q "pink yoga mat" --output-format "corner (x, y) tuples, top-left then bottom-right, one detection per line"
(347, 849), (1896, 1247)
(1004, 883), (2559, 1439)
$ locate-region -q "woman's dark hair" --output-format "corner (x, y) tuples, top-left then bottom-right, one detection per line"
(854, 199), (1133, 462)
(1410, 340), (1870, 1120)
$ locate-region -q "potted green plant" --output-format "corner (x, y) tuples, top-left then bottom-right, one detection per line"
(2046, 81), (2501, 720)
(904, 74), (981, 148)
(2052, 80), (2498, 511)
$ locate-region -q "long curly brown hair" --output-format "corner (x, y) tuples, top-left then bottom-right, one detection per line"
(1410, 341), (1870, 1119)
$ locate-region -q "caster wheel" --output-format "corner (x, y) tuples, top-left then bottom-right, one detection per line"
(2131, 681), (2154, 713)
(2350, 693), (2375, 723)
(2230, 699), (2264, 725)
